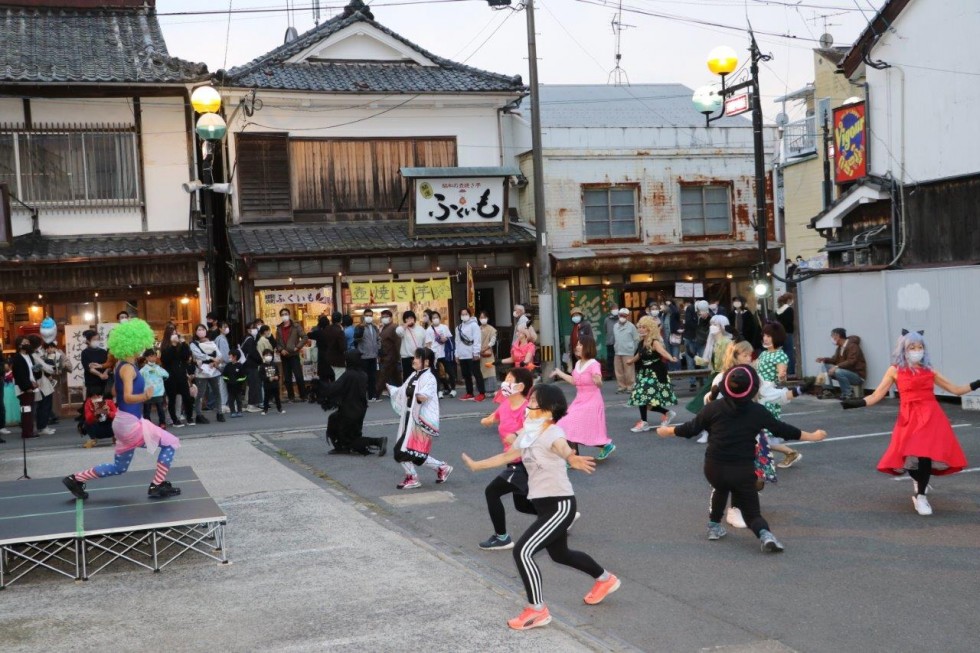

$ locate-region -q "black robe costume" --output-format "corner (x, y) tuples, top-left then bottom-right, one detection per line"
(321, 351), (386, 456)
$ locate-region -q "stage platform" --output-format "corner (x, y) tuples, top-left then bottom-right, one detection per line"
(0, 467), (228, 589)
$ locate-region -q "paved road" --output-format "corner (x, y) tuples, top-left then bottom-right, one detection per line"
(265, 383), (980, 653)
(5, 383), (978, 652)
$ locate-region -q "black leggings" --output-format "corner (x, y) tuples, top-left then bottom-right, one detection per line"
(704, 459), (770, 537)
(514, 496), (603, 606)
(165, 377), (193, 423)
(485, 467), (536, 535)
(459, 358), (485, 396)
(639, 405), (668, 421)
(909, 457), (932, 495)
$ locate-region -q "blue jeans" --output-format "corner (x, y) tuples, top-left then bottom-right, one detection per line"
(667, 342), (681, 372)
(684, 338), (703, 387)
(823, 364), (863, 398)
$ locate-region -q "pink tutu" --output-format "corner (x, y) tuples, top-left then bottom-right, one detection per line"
(112, 411), (181, 455)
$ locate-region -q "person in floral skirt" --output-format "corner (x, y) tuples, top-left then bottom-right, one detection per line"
(551, 335), (614, 460)
(757, 322), (801, 468)
(628, 316), (679, 432)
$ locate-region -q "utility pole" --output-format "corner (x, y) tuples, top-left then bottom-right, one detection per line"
(749, 34), (770, 321)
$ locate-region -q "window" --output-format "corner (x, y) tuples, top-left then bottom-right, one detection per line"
(583, 187), (637, 239)
(0, 129), (139, 205)
(237, 133), (292, 221)
(680, 185), (731, 237)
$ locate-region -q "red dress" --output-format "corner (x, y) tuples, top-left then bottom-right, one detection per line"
(877, 367), (967, 475)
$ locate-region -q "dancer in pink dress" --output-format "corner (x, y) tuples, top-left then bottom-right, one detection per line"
(551, 336), (614, 460)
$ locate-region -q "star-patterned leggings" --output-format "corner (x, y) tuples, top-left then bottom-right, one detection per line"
(74, 445), (176, 486)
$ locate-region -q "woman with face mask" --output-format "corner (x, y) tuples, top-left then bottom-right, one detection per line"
(63, 319), (183, 501)
(161, 324), (194, 427)
(843, 331), (977, 516)
(684, 315), (732, 437)
(388, 347), (452, 489)
(81, 329), (110, 398)
(11, 338), (39, 439)
(552, 335), (615, 460)
(463, 384), (619, 631)
(239, 320), (264, 412)
(214, 321), (232, 414)
(478, 311), (499, 392)
(189, 324), (225, 425)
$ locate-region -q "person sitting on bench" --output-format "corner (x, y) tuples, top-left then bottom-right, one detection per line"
(817, 328), (867, 399)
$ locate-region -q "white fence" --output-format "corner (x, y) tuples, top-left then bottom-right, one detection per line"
(797, 266), (980, 397)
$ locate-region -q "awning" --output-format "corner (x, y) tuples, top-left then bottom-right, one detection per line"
(551, 241), (781, 275)
(810, 178), (891, 230)
(0, 231), (207, 265)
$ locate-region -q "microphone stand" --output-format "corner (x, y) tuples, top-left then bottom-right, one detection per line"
(19, 432), (31, 480)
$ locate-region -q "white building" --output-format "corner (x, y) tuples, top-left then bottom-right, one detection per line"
(0, 0), (209, 346)
(514, 84), (777, 353)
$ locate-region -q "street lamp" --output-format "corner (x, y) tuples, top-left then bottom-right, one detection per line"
(694, 33), (772, 321)
(189, 85), (227, 315)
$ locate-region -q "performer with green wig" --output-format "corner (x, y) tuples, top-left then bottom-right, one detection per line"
(63, 319), (183, 500)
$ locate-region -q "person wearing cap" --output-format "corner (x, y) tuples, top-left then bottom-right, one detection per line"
(657, 365), (827, 553)
(568, 306), (594, 368)
(612, 308), (639, 393)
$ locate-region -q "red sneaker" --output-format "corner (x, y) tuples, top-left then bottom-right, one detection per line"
(584, 574), (621, 605)
(474, 393), (486, 402)
(460, 394), (475, 401)
(507, 605), (552, 630)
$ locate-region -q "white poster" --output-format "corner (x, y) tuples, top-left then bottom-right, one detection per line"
(261, 287), (333, 307)
(65, 323), (117, 388)
(415, 177), (505, 226)
(674, 283), (705, 299)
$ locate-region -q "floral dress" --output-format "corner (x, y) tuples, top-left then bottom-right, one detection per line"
(629, 344), (677, 409)
(756, 348), (789, 420)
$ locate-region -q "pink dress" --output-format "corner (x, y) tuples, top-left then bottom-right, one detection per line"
(557, 359), (610, 447)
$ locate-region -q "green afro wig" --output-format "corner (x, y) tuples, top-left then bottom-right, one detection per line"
(107, 318), (155, 360)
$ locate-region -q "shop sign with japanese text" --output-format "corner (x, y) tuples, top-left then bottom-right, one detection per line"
(833, 102), (867, 184)
(262, 287), (333, 306)
(415, 177), (505, 225)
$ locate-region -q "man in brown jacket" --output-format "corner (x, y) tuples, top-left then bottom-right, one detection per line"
(377, 309), (401, 397)
(817, 328), (867, 399)
(276, 308), (307, 402)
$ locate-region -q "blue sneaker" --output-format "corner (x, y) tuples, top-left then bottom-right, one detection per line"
(597, 443), (616, 460)
(479, 534), (514, 550)
(707, 522), (727, 541)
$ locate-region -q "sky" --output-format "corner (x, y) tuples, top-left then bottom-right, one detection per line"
(158, 0), (879, 122)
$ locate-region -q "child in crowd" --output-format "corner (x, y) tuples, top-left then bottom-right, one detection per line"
(82, 390), (117, 448)
(140, 349), (169, 428)
(259, 350), (283, 415)
(223, 349), (248, 417)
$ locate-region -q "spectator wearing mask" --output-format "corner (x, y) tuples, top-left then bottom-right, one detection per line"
(603, 304), (620, 381)
(612, 308), (639, 393)
(116, 311), (130, 323)
(775, 293), (797, 376)
(342, 315), (355, 352)
(214, 321), (232, 413)
(81, 390), (116, 447)
(425, 310), (457, 399)
(190, 324), (224, 424)
(139, 348), (169, 428)
(659, 301), (683, 372)
(395, 311), (426, 381)
(512, 303), (537, 345)
(307, 315), (341, 391)
(730, 295), (762, 351)
(817, 328), (867, 400)
(240, 321), (264, 412)
(377, 309), (401, 396)
(456, 307), (486, 401)
(259, 349), (283, 415)
(276, 308), (307, 402)
(81, 329), (109, 398)
(205, 311), (220, 341)
(12, 337), (39, 438)
(354, 309), (381, 401)
(161, 326), (194, 427)
(34, 338), (69, 436)
(222, 349), (248, 417)
(478, 311), (499, 392)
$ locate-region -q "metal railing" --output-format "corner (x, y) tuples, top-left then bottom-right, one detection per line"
(783, 116), (816, 158)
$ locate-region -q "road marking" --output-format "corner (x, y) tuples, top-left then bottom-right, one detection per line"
(380, 491), (456, 507)
(794, 423), (971, 446)
(780, 409), (831, 417)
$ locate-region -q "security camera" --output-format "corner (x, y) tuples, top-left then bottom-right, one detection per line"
(211, 183), (234, 196)
(182, 180), (205, 193)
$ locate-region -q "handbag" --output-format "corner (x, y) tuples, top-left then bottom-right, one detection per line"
(669, 333), (682, 345)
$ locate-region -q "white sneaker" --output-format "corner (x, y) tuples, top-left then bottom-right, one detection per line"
(221, 405), (231, 414)
(630, 421), (652, 433)
(567, 511), (582, 533)
(245, 405), (262, 413)
(696, 431), (709, 444)
(40, 427), (57, 435)
(913, 494), (933, 516)
(0, 427), (12, 435)
(449, 390), (457, 398)
(661, 410), (677, 426)
(438, 391), (445, 399)
(726, 507), (747, 529)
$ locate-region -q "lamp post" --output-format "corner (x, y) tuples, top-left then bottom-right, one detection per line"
(190, 86), (227, 315)
(693, 35), (772, 321)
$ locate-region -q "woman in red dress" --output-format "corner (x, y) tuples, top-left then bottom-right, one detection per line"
(843, 331), (979, 516)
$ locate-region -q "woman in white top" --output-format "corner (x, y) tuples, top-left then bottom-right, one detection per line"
(462, 384), (620, 631)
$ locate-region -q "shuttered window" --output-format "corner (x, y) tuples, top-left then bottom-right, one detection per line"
(236, 133), (292, 221)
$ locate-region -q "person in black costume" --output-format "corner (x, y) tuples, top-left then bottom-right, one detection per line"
(320, 350), (388, 456)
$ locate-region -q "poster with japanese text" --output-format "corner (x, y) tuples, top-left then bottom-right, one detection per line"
(65, 323), (117, 388)
(415, 177), (505, 226)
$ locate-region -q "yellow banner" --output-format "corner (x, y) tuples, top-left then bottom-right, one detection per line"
(348, 281), (372, 304)
(372, 280), (393, 303)
(431, 277), (452, 301)
(466, 264), (475, 309)
(413, 280), (435, 302)
(392, 281), (414, 303)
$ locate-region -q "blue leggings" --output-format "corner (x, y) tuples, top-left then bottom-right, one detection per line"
(91, 446), (175, 478)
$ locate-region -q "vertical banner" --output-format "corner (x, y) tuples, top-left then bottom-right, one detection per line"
(348, 281), (373, 305)
(372, 279), (393, 303)
(412, 279), (434, 303)
(833, 101), (867, 184)
(392, 281), (414, 303)
(430, 278), (452, 301)
(466, 263), (475, 310)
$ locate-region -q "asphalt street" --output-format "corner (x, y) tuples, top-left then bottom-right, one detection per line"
(3, 383), (978, 652)
(265, 383), (980, 653)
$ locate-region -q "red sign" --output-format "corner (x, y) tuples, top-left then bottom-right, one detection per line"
(833, 101), (867, 184)
(724, 93), (750, 117)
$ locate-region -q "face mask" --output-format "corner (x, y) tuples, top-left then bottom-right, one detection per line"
(222, 327), (230, 335)
(431, 317), (440, 326)
(460, 314), (470, 322)
(571, 315), (582, 324)
(610, 311), (618, 317)
(119, 317), (129, 323)
(618, 317), (627, 324)
(513, 311), (520, 319)
(249, 328), (258, 337)
(500, 381), (515, 397)
(906, 350), (924, 364)
(171, 334), (179, 343)
(832, 338), (839, 346)
(197, 331), (207, 339)
(517, 412), (550, 448)
(709, 325), (721, 335)
(709, 304), (718, 312)
(699, 311), (709, 318)
(90, 340), (102, 349)
(280, 315), (290, 323)
(20, 343), (30, 351)
(733, 301), (742, 309)
(381, 317), (391, 326)
(479, 318), (488, 325)
(263, 356), (273, 363)
(660, 305), (667, 312)
(364, 316), (374, 324)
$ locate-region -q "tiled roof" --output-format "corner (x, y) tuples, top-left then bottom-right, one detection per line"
(0, 231), (208, 264)
(0, 5), (208, 84)
(228, 221), (536, 258)
(225, 1), (523, 94)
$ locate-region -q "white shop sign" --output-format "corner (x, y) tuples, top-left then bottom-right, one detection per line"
(261, 287), (334, 306)
(674, 282), (705, 299)
(415, 177), (505, 226)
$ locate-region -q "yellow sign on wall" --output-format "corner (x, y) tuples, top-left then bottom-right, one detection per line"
(392, 281), (414, 302)
(349, 281), (372, 304)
